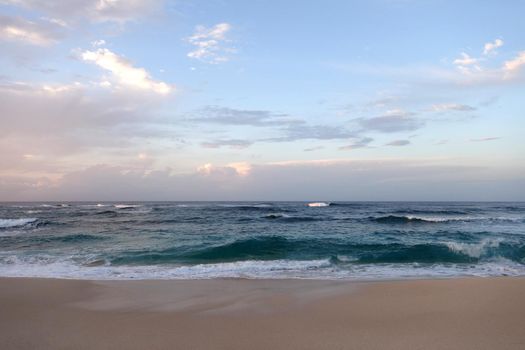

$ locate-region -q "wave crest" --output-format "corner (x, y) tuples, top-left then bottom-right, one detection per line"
(0, 218), (38, 229)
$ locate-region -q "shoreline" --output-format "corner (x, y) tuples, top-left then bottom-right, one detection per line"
(1, 277), (525, 349)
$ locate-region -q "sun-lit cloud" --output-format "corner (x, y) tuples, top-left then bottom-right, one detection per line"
(2, 0), (163, 23)
(80, 48), (173, 94)
(453, 52), (478, 66)
(196, 162), (251, 177)
(3, 158), (523, 201)
(483, 39), (503, 55)
(0, 14), (62, 46)
(429, 103), (476, 112)
(502, 51), (525, 79)
(186, 23), (234, 63)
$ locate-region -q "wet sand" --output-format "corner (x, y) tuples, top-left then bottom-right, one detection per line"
(1, 277), (524, 349)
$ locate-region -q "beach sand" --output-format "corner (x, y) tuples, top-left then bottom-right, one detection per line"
(1, 277), (524, 349)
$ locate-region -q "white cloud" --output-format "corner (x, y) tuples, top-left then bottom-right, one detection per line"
(453, 52), (482, 75)
(2, 0), (162, 23)
(502, 51), (525, 79)
(0, 14), (62, 46)
(483, 39), (503, 55)
(186, 23), (234, 63)
(429, 103), (476, 112)
(91, 39), (106, 47)
(81, 48), (173, 94)
(469, 137), (500, 142)
(453, 52), (478, 66)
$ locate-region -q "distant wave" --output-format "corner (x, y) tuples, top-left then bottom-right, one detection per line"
(370, 215), (439, 224)
(0, 218), (38, 229)
(389, 209), (471, 215)
(94, 210), (119, 217)
(114, 204), (141, 209)
(370, 215), (523, 224)
(212, 204), (284, 213)
(262, 214), (324, 223)
(307, 202), (330, 207)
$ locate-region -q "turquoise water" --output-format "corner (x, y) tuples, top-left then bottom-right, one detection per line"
(1, 202), (524, 279)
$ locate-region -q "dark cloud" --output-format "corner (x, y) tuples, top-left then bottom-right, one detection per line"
(358, 111), (423, 133)
(189, 106), (297, 127)
(268, 124), (356, 142)
(303, 146), (324, 152)
(385, 139), (410, 146)
(201, 139), (253, 149)
(339, 137), (374, 150)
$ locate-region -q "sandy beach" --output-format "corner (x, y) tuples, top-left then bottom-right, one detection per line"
(1, 277), (524, 349)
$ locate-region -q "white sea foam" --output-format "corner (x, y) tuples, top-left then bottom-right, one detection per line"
(308, 202), (330, 207)
(0, 218), (37, 229)
(114, 204), (141, 209)
(1, 254), (524, 281)
(445, 238), (504, 258)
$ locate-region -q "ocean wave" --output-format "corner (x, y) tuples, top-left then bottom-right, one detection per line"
(94, 210), (119, 217)
(0, 218), (38, 229)
(1, 255), (524, 280)
(445, 239), (504, 258)
(307, 202), (330, 207)
(370, 215), (438, 224)
(261, 214), (322, 222)
(108, 235), (525, 267)
(390, 209), (471, 215)
(114, 204), (141, 209)
(368, 215), (522, 224)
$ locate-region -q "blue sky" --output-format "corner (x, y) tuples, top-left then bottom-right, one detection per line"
(0, 0), (524, 200)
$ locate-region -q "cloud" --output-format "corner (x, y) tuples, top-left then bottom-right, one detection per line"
(189, 106), (293, 126)
(80, 48), (173, 94)
(502, 51), (525, 79)
(339, 137), (373, 150)
(0, 14), (63, 46)
(3, 159), (523, 201)
(358, 110), (422, 133)
(429, 103), (476, 112)
(201, 139), (253, 149)
(453, 52), (478, 66)
(469, 137), (500, 142)
(271, 124), (356, 142)
(385, 139), (410, 146)
(483, 39), (503, 55)
(0, 79), (175, 179)
(186, 23), (234, 63)
(304, 146), (324, 152)
(2, 0), (162, 23)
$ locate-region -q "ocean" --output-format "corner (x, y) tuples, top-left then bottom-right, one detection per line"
(1, 202), (524, 280)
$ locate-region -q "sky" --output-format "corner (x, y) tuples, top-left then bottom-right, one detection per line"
(0, 0), (524, 201)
